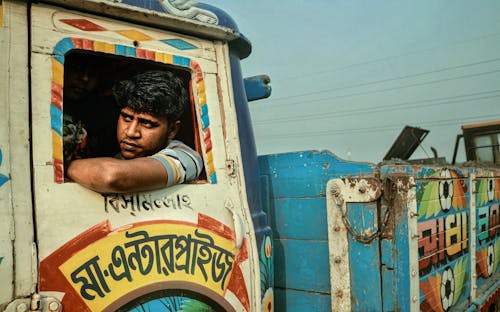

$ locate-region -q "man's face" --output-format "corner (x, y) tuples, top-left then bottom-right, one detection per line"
(64, 60), (98, 102)
(117, 107), (179, 159)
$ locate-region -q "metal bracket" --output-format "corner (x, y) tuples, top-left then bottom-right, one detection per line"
(3, 295), (61, 312)
(326, 177), (382, 312)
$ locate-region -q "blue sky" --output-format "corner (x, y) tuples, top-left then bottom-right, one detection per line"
(205, 1), (500, 163)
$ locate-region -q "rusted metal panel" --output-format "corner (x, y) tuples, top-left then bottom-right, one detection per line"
(326, 177), (383, 311)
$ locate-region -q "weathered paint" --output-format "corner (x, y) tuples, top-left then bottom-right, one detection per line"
(39, 216), (249, 311)
(258, 151), (376, 310)
(264, 151), (500, 311)
(1, 0), (273, 310)
(326, 178), (383, 311)
(243, 75), (271, 102)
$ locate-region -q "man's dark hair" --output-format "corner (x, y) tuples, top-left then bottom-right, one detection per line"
(113, 70), (188, 122)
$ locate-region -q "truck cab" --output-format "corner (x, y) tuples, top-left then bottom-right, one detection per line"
(0, 1), (272, 311)
(453, 121), (500, 165)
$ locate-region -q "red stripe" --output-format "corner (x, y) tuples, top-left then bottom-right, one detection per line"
(197, 213), (235, 241)
(51, 82), (62, 110)
(136, 49), (156, 60)
(53, 158), (63, 183)
(225, 239), (250, 311)
(190, 60), (203, 83)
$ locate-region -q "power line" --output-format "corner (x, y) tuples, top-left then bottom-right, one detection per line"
(256, 115), (497, 140)
(268, 57), (500, 102)
(275, 32), (500, 82)
(255, 68), (500, 111)
(253, 90), (500, 125)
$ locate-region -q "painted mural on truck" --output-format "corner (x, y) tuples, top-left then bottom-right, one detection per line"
(474, 173), (500, 287)
(416, 168), (500, 311)
(39, 214), (250, 312)
(416, 168), (470, 311)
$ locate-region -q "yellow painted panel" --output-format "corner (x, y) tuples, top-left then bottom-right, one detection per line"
(59, 223), (236, 312)
(52, 130), (62, 160)
(0, 1), (3, 27)
(52, 59), (64, 86)
(93, 42), (115, 54)
(116, 29), (153, 41)
(155, 52), (173, 64)
(197, 81), (206, 94)
(205, 150), (214, 173)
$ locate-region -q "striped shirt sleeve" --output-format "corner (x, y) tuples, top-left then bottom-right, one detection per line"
(149, 140), (203, 187)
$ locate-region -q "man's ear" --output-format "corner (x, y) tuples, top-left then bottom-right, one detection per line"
(167, 120), (181, 139)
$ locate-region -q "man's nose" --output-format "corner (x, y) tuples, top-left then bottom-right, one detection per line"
(79, 70), (90, 82)
(125, 120), (141, 138)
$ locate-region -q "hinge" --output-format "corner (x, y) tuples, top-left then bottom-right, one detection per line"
(3, 295), (61, 312)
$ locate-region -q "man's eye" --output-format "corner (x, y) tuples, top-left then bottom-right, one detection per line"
(142, 121), (155, 128)
(121, 114), (133, 121)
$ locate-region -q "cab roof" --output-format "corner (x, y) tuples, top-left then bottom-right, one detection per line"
(40, 0), (252, 58)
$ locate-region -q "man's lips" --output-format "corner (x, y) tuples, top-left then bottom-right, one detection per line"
(120, 140), (141, 150)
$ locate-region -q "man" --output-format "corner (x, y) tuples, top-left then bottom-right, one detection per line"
(67, 70), (203, 193)
(63, 52), (120, 162)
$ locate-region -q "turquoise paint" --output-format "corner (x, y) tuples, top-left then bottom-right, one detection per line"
(0, 149), (8, 187)
(161, 39), (197, 51)
(50, 105), (62, 136)
(53, 37), (74, 62)
(115, 45), (136, 57)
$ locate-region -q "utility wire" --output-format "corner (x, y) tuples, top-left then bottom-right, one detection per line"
(256, 68), (500, 110)
(275, 32), (500, 82)
(257, 115), (496, 140)
(269, 57), (500, 101)
(253, 90), (500, 125)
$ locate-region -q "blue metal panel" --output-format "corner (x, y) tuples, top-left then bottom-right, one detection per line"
(270, 197), (328, 240)
(259, 151), (375, 198)
(380, 239), (395, 311)
(348, 202), (383, 311)
(275, 289), (331, 312)
(260, 151), (378, 311)
(274, 239), (330, 293)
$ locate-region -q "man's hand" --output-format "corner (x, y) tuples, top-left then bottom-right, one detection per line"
(67, 157), (168, 193)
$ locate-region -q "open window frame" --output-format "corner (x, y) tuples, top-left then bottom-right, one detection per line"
(51, 38), (216, 184)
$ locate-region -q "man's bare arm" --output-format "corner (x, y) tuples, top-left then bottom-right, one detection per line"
(67, 157), (168, 193)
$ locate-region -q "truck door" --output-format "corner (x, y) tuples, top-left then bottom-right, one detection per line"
(30, 3), (256, 311)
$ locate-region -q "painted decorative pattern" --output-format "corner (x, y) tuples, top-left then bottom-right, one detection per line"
(40, 214), (250, 311)
(0, 149), (9, 187)
(474, 173), (500, 290)
(416, 168), (470, 311)
(416, 167), (500, 311)
(51, 37), (216, 183)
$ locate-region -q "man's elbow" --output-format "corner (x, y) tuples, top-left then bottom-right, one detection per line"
(97, 166), (131, 193)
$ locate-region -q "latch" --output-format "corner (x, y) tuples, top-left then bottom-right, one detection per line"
(4, 295), (61, 312)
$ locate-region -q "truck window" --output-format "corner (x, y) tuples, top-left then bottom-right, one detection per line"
(61, 50), (204, 181)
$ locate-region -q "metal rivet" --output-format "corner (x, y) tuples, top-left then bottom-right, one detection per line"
(411, 270), (416, 277)
(49, 301), (60, 311)
(412, 295), (418, 302)
(359, 186), (366, 193)
(334, 256), (341, 264)
(334, 226), (341, 232)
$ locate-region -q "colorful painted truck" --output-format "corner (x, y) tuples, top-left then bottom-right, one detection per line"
(261, 121), (500, 311)
(1, 1), (499, 312)
(0, 1), (272, 311)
